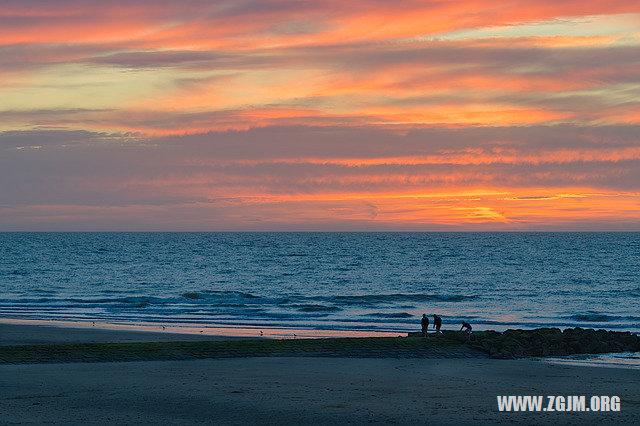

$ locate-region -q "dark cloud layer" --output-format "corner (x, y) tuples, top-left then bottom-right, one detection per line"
(2, 126), (639, 208)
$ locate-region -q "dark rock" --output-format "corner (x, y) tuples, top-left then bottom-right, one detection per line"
(407, 327), (640, 358)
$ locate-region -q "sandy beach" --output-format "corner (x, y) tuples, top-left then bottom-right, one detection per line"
(0, 322), (234, 346)
(1, 323), (639, 425)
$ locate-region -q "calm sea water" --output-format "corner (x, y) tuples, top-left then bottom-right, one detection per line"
(0, 233), (639, 333)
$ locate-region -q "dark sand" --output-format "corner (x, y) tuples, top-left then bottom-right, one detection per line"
(1, 323), (639, 425)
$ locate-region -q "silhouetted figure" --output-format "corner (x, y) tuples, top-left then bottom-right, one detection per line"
(460, 321), (472, 333)
(433, 314), (442, 333)
(421, 314), (429, 337)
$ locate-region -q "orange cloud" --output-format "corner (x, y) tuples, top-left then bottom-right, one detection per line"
(2, 1), (638, 48)
(1, 1), (640, 229)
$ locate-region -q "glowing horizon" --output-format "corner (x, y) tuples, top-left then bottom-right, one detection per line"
(1, 1), (639, 230)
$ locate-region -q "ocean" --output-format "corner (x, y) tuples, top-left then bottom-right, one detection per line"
(1, 232), (639, 333)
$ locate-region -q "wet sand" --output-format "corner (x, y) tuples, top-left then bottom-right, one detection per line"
(0, 319), (402, 344)
(1, 323), (639, 425)
(0, 322), (231, 346)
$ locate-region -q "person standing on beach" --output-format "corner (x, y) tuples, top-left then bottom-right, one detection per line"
(421, 314), (429, 337)
(433, 314), (442, 333)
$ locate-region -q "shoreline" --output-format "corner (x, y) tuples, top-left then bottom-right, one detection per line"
(4, 310), (639, 336)
(2, 321), (639, 365)
(0, 317), (404, 341)
(0, 322), (484, 364)
(5, 316), (638, 340)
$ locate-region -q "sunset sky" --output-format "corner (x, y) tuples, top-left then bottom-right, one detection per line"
(1, 0), (639, 230)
